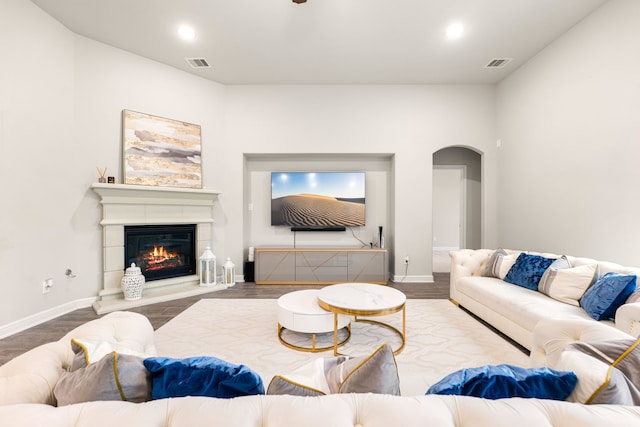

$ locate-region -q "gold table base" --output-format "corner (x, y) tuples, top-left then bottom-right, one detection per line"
(277, 323), (351, 353)
(328, 304), (406, 356)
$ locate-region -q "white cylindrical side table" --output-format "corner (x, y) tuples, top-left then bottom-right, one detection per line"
(277, 289), (351, 352)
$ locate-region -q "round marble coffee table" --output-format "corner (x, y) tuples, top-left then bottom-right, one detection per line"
(277, 289), (351, 352)
(318, 283), (406, 355)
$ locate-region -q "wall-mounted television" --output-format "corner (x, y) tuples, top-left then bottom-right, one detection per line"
(271, 172), (366, 227)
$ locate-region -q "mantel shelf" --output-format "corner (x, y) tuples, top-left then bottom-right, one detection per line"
(91, 183), (221, 198)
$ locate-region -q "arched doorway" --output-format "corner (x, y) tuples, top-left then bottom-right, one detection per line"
(432, 147), (482, 272)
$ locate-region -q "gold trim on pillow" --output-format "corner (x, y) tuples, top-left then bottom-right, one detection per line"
(586, 337), (640, 404)
(268, 375), (327, 395)
(112, 352), (126, 401)
(71, 338), (91, 367)
(338, 343), (387, 393)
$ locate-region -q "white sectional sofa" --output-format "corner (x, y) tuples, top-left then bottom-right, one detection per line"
(450, 248), (640, 352)
(2, 309), (640, 425)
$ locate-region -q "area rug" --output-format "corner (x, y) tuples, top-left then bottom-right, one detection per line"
(154, 299), (528, 396)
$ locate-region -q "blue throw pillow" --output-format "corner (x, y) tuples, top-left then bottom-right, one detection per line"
(426, 364), (577, 400)
(143, 356), (265, 399)
(580, 272), (637, 321)
(504, 253), (556, 290)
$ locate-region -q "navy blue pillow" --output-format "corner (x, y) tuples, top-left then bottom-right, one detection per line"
(426, 364), (577, 400)
(580, 272), (637, 321)
(143, 356), (265, 399)
(504, 253), (555, 290)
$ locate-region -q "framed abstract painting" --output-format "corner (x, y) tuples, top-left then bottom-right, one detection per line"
(122, 110), (202, 188)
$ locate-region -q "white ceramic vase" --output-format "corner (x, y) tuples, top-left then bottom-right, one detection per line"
(121, 263), (145, 301)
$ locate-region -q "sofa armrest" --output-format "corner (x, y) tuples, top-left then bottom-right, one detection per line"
(449, 249), (493, 278)
(529, 317), (632, 368)
(615, 302), (640, 337)
(0, 311), (157, 406)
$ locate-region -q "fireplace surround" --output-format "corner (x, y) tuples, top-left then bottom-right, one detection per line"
(91, 183), (223, 314)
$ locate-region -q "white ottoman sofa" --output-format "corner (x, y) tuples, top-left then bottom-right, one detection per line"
(2, 311), (640, 426)
(450, 248), (640, 352)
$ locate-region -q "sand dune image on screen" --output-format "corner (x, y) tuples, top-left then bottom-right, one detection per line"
(272, 194), (365, 226)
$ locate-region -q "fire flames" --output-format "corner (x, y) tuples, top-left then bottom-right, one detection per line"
(143, 245), (183, 271)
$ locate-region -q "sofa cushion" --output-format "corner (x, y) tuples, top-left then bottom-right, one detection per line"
(426, 364), (577, 400)
(143, 356), (264, 399)
(554, 338), (640, 405)
(580, 272), (637, 321)
(267, 343), (400, 396)
(504, 253), (556, 291)
(456, 276), (597, 333)
(538, 263), (599, 307)
(54, 352), (152, 406)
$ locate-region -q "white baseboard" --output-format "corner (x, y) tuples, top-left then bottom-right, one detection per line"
(0, 297), (97, 339)
(392, 274), (434, 283)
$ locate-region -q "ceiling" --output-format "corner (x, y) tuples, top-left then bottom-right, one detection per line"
(30, 0), (608, 85)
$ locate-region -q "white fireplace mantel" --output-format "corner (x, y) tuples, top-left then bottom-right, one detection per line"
(91, 183), (225, 314)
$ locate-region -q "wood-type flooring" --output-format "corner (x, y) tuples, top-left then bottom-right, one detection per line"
(0, 274), (450, 366)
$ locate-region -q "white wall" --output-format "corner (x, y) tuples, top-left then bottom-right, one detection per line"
(1, 0), (78, 328)
(0, 0), (225, 329)
(496, 0), (640, 264)
(223, 85), (498, 281)
(2, 1), (498, 329)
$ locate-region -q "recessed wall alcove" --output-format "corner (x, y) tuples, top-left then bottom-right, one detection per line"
(242, 153), (395, 267)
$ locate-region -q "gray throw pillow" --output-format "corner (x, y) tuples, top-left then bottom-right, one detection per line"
(556, 338), (640, 405)
(54, 352), (152, 406)
(267, 343), (400, 396)
(482, 248), (507, 277)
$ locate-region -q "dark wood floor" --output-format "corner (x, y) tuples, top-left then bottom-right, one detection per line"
(0, 274), (451, 366)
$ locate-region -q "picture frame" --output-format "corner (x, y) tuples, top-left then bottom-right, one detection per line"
(122, 110), (202, 189)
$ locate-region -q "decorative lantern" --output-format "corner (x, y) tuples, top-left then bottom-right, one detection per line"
(223, 257), (236, 287)
(199, 246), (217, 286)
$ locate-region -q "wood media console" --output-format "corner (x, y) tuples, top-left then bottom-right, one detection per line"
(255, 248), (388, 285)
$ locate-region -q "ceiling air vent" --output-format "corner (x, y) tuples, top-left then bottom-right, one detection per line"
(185, 58), (211, 68)
(485, 58), (512, 69)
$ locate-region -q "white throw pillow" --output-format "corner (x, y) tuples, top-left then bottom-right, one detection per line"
(554, 350), (608, 403)
(70, 338), (151, 371)
(494, 254), (519, 280)
(538, 264), (599, 306)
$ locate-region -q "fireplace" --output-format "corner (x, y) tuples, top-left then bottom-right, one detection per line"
(124, 224), (197, 282)
(91, 183), (223, 314)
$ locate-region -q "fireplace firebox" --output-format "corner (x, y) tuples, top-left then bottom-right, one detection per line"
(124, 224), (197, 282)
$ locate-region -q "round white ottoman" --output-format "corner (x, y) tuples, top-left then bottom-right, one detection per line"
(277, 289), (351, 352)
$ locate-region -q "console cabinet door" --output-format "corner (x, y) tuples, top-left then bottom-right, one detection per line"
(255, 248), (387, 284)
(255, 251), (295, 282)
(348, 251), (388, 283)
(296, 251), (348, 282)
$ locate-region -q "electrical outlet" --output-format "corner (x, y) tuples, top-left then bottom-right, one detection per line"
(404, 256), (410, 264)
(42, 278), (53, 294)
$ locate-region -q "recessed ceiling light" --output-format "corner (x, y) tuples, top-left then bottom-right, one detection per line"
(178, 25), (195, 41)
(445, 22), (464, 40)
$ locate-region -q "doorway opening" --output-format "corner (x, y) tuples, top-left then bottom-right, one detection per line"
(432, 147), (482, 272)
